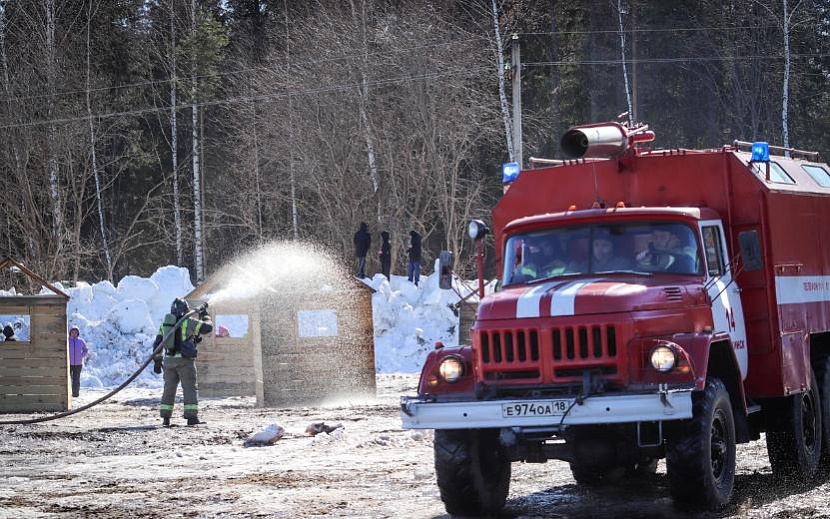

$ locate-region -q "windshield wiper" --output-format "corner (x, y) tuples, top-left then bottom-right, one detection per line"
(593, 270), (653, 277)
(527, 272), (584, 284)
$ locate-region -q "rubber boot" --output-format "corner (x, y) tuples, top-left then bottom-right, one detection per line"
(162, 417), (171, 427)
(186, 416), (200, 426)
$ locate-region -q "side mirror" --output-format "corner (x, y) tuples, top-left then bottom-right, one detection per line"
(468, 219), (489, 241)
(438, 251), (454, 290)
(738, 230), (763, 272)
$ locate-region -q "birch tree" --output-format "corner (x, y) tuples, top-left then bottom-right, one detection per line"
(190, 0), (203, 282)
(349, 0), (381, 209)
(45, 0), (63, 261)
(171, 0), (183, 266)
(85, 0), (112, 280)
(751, 0), (807, 154)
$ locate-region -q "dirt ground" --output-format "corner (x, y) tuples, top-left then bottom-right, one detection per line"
(2, 374), (830, 519)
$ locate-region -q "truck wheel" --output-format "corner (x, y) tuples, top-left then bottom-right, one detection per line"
(813, 356), (830, 465)
(666, 377), (736, 510)
(766, 369), (822, 481)
(434, 429), (511, 517)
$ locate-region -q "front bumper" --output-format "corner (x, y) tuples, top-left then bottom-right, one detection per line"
(400, 390), (693, 430)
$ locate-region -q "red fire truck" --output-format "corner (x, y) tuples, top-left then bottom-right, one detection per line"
(401, 122), (830, 514)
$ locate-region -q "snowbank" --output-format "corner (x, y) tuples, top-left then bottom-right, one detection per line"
(52, 266), (196, 389)
(366, 261), (481, 373)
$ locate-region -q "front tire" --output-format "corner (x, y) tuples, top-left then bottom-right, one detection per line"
(765, 368), (822, 481)
(666, 377), (736, 510)
(434, 429), (511, 517)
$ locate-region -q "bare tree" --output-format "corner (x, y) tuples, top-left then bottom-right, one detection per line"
(170, 0), (183, 266)
(190, 0), (204, 282)
(85, 0), (112, 280)
(44, 0), (63, 263)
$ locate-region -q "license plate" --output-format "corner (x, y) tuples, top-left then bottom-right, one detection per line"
(502, 400), (570, 418)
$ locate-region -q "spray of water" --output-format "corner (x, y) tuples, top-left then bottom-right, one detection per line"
(207, 241), (348, 305)
(202, 240), (377, 408)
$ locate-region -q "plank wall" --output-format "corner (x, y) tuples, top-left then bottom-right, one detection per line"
(195, 305), (258, 397)
(0, 296), (68, 412)
(255, 287), (376, 408)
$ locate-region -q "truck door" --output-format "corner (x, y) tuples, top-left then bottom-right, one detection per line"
(700, 220), (749, 379)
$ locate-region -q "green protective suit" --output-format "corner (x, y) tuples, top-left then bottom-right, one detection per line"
(155, 314), (213, 420)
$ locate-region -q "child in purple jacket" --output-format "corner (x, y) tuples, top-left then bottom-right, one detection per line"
(68, 326), (88, 398)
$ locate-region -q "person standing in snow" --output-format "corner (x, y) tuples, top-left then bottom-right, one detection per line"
(353, 222), (372, 279)
(152, 298), (212, 427)
(378, 230), (391, 280)
(407, 230), (422, 286)
(68, 326), (88, 398)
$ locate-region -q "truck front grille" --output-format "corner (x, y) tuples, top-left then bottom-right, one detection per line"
(476, 323), (624, 385)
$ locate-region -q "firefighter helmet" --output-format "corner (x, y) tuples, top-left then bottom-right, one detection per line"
(171, 298), (189, 317)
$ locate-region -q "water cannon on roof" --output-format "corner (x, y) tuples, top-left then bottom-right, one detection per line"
(560, 121), (655, 160)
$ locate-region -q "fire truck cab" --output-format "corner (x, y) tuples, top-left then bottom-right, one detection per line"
(401, 122), (830, 514)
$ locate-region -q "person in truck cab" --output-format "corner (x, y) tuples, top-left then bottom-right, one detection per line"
(569, 229), (632, 273)
(635, 226), (698, 273)
(513, 239), (568, 282)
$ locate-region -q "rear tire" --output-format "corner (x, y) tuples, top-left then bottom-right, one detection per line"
(765, 369), (822, 481)
(434, 429), (511, 517)
(666, 377), (736, 510)
(813, 356), (830, 466)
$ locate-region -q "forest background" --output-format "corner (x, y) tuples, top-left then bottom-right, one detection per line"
(0, 0), (827, 286)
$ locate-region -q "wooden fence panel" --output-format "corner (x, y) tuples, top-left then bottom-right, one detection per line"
(0, 298), (68, 413)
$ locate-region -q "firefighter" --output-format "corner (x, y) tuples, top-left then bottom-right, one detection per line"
(516, 240), (566, 281)
(152, 298), (213, 427)
(635, 226), (697, 273)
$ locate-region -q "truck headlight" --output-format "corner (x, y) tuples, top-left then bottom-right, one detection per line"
(650, 345), (676, 372)
(438, 357), (465, 383)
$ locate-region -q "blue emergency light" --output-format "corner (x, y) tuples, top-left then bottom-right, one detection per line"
(502, 162), (520, 184)
(751, 142), (770, 162)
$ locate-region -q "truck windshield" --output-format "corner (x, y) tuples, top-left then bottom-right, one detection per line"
(502, 221), (702, 285)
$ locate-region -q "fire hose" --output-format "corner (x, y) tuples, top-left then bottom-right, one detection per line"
(0, 304), (206, 425)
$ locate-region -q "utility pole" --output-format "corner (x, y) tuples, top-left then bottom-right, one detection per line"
(511, 33), (522, 169)
(631, 2), (638, 122)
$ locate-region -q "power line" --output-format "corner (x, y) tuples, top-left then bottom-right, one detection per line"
(518, 24), (783, 36)
(525, 52), (830, 66)
(0, 65), (491, 131)
(0, 23), (801, 105)
(0, 36), (490, 105)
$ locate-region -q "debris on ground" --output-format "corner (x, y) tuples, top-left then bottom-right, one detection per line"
(305, 422), (343, 436)
(243, 423), (285, 447)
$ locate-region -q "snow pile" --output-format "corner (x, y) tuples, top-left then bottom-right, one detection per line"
(365, 260), (481, 373)
(53, 266), (195, 389)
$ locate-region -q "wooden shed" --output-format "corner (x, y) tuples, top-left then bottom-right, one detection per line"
(255, 279), (376, 407)
(186, 276), (258, 399)
(187, 275), (376, 407)
(0, 258), (70, 413)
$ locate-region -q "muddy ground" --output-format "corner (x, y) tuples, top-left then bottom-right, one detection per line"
(2, 374), (830, 518)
